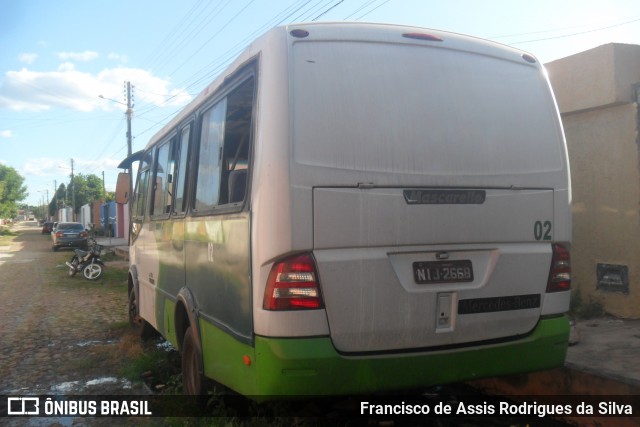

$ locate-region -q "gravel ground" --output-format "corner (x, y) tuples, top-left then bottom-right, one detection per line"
(0, 223), (151, 426)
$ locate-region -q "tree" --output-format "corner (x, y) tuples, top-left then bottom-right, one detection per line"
(68, 173), (104, 213)
(49, 183), (67, 217)
(0, 165), (28, 219)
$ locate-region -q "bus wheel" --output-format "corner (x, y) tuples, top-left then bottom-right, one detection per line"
(128, 288), (156, 340)
(182, 326), (205, 395)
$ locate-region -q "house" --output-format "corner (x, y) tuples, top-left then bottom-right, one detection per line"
(100, 201), (129, 238)
(546, 43), (640, 318)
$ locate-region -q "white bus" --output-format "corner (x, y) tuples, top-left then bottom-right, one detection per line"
(117, 22), (572, 397)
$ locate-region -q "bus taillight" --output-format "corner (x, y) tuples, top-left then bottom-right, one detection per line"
(263, 253), (324, 310)
(547, 244), (571, 293)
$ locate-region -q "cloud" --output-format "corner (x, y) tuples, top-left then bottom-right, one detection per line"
(21, 156), (122, 179)
(22, 157), (64, 177)
(107, 53), (129, 63)
(56, 50), (99, 61)
(76, 157), (122, 171)
(18, 53), (38, 64)
(0, 64), (192, 112)
(0, 130), (13, 138)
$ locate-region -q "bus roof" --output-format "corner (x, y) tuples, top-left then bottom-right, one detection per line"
(144, 22), (540, 150)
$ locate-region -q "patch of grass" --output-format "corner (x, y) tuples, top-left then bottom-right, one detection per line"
(119, 336), (181, 389)
(50, 251), (128, 290)
(100, 264), (129, 288)
(120, 351), (165, 381)
(0, 228), (17, 244)
(0, 227), (18, 237)
(101, 251), (122, 262)
(109, 320), (131, 331)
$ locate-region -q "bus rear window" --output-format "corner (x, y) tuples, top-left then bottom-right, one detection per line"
(292, 42), (562, 177)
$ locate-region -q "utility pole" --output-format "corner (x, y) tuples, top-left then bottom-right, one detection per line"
(102, 171), (106, 201)
(98, 82), (133, 159)
(70, 158), (76, 221)
(53, 180), (57, 220)
(98, 83), (134, 243)
(125, 81), (134, 246)
(125, 81), (133, 159)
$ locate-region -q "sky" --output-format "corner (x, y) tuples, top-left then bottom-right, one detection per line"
(2, 0), (640, 207)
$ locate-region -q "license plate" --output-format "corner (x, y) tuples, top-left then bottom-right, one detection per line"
(413, 260), (474, 284)
(66, 233), (78, 238)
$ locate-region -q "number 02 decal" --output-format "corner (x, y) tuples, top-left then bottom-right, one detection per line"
(534, 221), (552, 241)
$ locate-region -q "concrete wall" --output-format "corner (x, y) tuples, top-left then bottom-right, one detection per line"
(80, 204), (91, 230)
(546, 44), (640, 318)
(57, 207), (73, 223)
(548, 43), (640, 114)
(90, 200), (103, 230)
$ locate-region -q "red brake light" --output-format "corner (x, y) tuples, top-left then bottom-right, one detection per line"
(402, 33), (443, 42)
(547, 244), (571, 292)
(80, 231), (88, 238)
(56, 231), (63, 237)
(263, 253), (323, 310)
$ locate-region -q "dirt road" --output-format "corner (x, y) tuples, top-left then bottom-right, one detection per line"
(0, 222), (143, 395)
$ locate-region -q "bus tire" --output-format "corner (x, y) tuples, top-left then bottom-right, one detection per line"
(128, 288), (156, 340)
(182, 326), (206, 395)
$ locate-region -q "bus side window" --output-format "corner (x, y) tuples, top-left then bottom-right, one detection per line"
(150, 136), (178, 217)
(151, 141), (170, 216)
(134, 169), (150, 218)
(173, 125), (191, 214)
(131, 152), (151, 238)
(166, 137), (177, 214)
(133, 152), (152, 219)
(220, 76), (254, 205)
(194, 100), (226, 211)
(194, 75), (254, 211)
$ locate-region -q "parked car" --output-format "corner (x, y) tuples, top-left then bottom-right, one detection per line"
(41, 222), (54, 234)
(51, 222), (88, 251)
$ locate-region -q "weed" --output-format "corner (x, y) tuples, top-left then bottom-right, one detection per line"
(119, 336), (181, 389)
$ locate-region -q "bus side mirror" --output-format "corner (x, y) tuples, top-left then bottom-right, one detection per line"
(115, 172), (131, 204)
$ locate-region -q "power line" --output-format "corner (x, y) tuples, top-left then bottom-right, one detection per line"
(344, 0), (374, 20)
(140, 0), (209, 70)
(165, 0), (258, 79)
(179, 0), (318, 89)
(353, 0), (392, 21)
(313, 0), (344, 21)
(133, 0), (315, 124)
(152, 0), (235, 74)
(132, 0), (357, 142)
(509, 16), (640, 45)
(290, 0), (329, 22)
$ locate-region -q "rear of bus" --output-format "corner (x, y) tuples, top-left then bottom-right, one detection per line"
(251, 23), (571, 396)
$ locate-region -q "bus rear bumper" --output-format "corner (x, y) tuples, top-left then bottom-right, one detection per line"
(253, 315), (569, 398)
